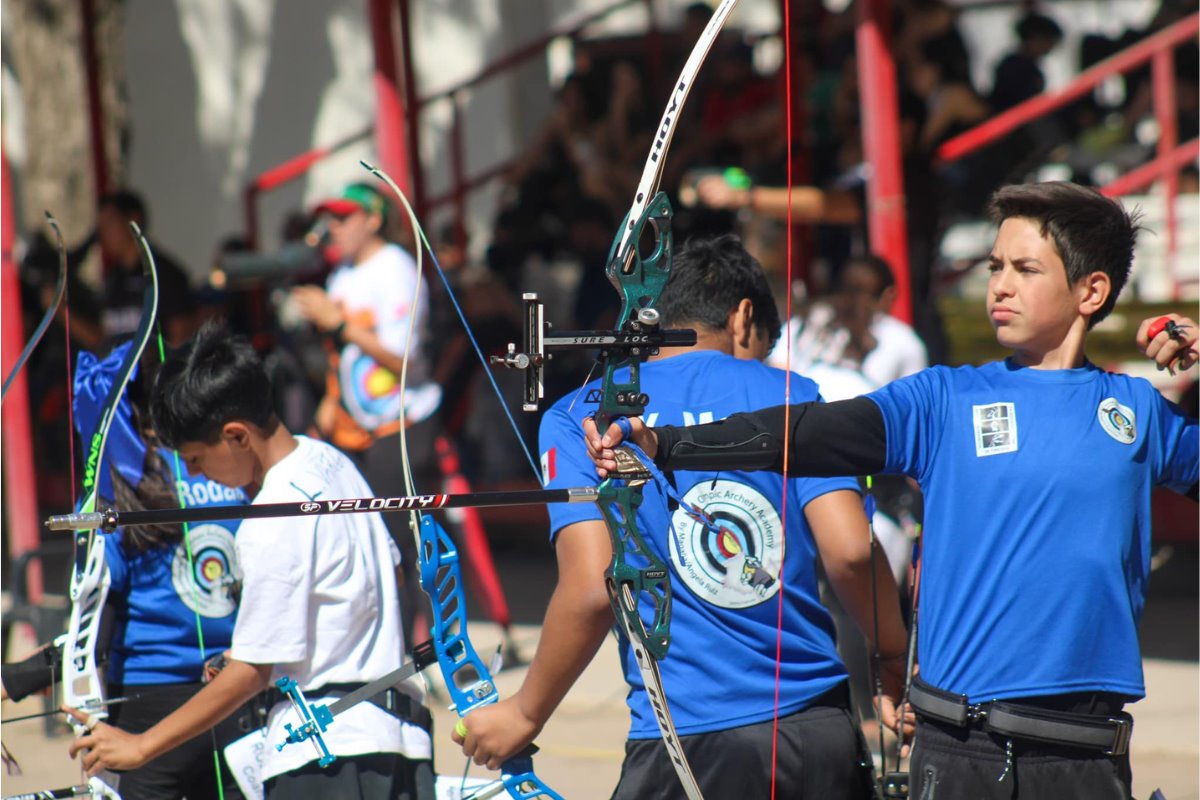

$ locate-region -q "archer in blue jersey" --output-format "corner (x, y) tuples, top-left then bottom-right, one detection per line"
(590, 183), (1200, 800)
(73, 344), (247, 687)
(452, 236), (908, 799)
(1, 341), (253, 799)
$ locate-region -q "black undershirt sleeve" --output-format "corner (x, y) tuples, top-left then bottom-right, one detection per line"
(652, 397), (888, 477)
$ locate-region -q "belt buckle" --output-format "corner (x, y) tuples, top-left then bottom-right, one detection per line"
(1106, 717), (1131, 756)
(966, 703), (989, 723)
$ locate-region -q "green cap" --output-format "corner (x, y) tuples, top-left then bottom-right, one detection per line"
(315, 183), (388, 224)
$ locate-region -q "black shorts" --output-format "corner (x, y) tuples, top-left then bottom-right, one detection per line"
(106, 682), (257, 800)
(612, 682), (875, 800)
(910, 717), (1133, 800)
(264, 753), (434, 800)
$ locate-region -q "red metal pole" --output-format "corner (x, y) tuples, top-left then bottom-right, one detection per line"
(370, 0), (417, 203)
(1, 144), (45, 602)
(80, 0), (110, 200)
(1152, 48), (1179, 300)
(855, 0), (911, 323)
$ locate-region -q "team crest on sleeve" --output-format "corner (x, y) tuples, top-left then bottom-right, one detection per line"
(668, 480), (784, 609)
(1097, 397), (1136, 444)
(172, 525), (240, 618)
(973, 402), (1018, 456)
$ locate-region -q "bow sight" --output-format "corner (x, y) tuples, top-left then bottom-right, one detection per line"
(490, 192), (696, 414)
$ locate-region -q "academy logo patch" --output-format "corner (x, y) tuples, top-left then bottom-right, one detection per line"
(172, 524), (240, 618)
(668, 480), (784, 609)
(1097, 397), (1136, 444)
(973, 402), (1018, 457)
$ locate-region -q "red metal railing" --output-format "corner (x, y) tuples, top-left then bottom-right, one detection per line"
(241, 0), (646, 247)
(1, 143), (45, 602)
(938, 13), (1199, 298)
(241, 127), (373, 249)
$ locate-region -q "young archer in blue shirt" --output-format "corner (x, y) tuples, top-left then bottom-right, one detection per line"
(588, 182), (1199, 800)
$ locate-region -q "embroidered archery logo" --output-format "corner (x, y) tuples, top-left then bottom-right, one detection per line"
(973, 402), (1018, 456)
(1097, 397), (1136, 444)
(669, 480), (783, 608)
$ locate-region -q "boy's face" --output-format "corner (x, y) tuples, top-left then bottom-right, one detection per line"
(986, 217), (1090, 357)
(327, 209), (381, 262)
(177, 428), (257, 489)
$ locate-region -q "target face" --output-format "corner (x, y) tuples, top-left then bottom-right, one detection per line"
(338, 343), (402, 430)
(668, 480), (784, 608)
(171, 524), (240, 618)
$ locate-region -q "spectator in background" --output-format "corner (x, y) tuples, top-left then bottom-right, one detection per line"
(990, 13), (1064, 114)
(694, 91), (948, 362)
(768, 255), (927, 389)
(699, 40), (777, 167)
(291, 182), (441, 643)
(96, 190), (196, 348)
(908, 36), (989, 154)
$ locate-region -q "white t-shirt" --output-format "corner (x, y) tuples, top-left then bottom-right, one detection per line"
(230, 436), (431, 779)
(326, 243), (440, 442)
(767, 307), (927, 388)
(862, 313), (928, 386)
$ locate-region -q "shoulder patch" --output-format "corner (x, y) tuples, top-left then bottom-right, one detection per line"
(973, 402), (1018, 456)
(1097, 397), (1136, 444)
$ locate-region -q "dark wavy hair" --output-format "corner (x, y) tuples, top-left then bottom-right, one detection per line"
(988, 182), (1143, 328)
(655, 234), (782, 349)
(151, 321), (276, 449)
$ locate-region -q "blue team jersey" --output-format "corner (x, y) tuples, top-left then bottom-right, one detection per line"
(541, 350), (860, 739)
(868, 359), (1198, 703)
(75, 345), (246, 685)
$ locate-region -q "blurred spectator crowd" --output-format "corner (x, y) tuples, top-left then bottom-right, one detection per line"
(11, 0), (1198, 508)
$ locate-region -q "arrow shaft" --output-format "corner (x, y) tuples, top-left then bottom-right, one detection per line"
(48, 487), (598, 531)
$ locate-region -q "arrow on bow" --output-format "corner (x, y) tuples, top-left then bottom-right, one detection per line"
(270, 162), (567, 799)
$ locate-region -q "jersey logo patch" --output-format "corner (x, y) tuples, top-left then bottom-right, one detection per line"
(973, 402), (1018, 456)
(172, 524), (240, 618)
(669, 480), (784, 609)
(1097, 397), (1136, 444)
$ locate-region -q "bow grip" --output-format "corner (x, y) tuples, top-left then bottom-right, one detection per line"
(418, 516), (499, 715)
(598, 478), (672, 661)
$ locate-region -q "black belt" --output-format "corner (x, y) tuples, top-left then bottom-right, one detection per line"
(269, 682), (433, 734)
(908, 677), (1132, 756)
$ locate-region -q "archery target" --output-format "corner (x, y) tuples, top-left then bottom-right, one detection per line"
(668, 479), (784, 608)
(338, 343), (402, 430)
(172, 524), (240, 618)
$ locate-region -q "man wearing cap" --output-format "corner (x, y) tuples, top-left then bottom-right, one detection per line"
(292, 183), (442, 638)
